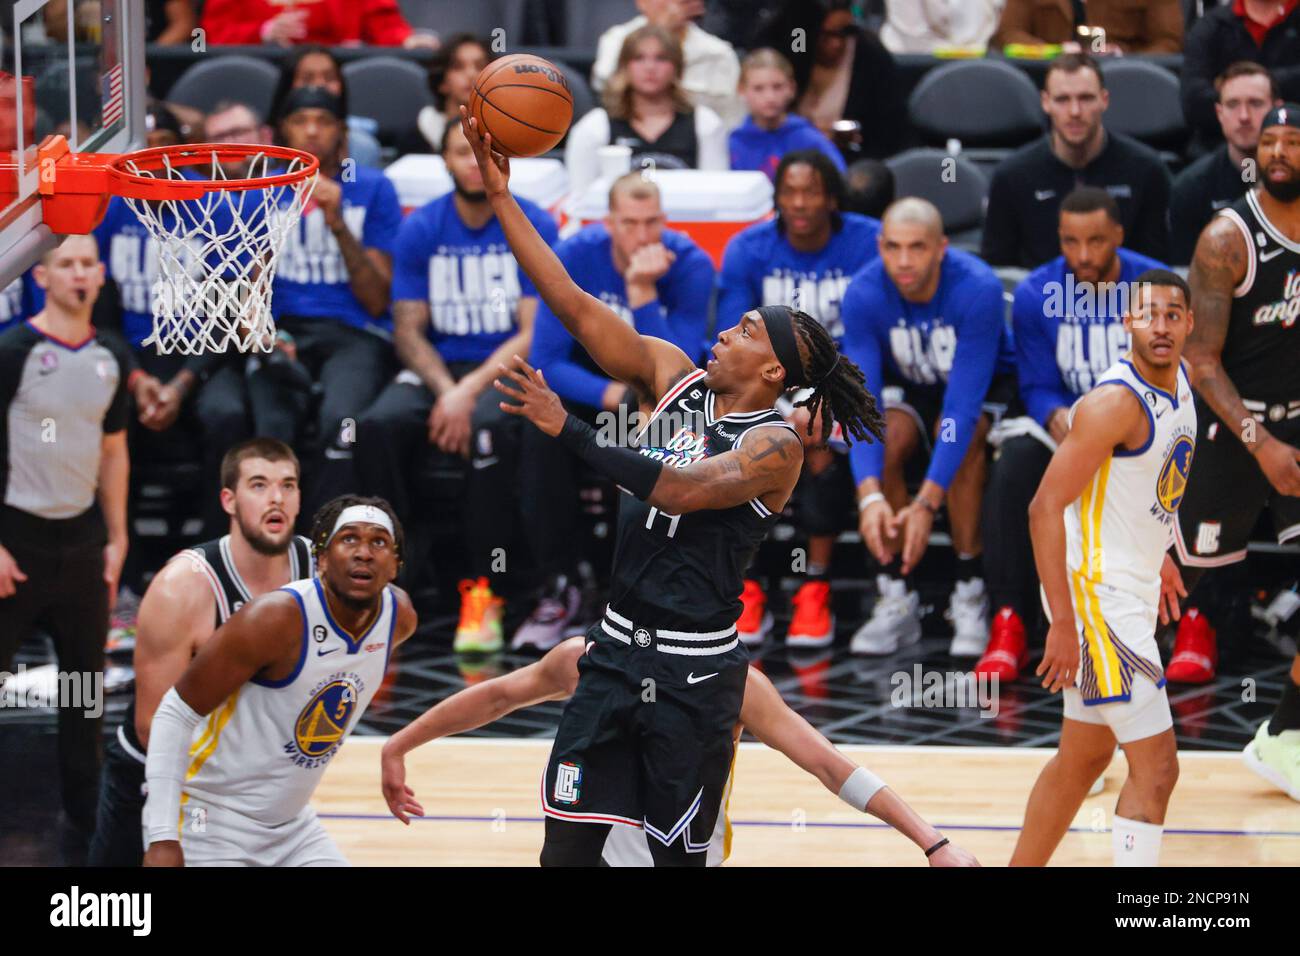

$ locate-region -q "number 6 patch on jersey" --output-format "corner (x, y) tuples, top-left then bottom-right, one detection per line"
(554, 762), (583, 804)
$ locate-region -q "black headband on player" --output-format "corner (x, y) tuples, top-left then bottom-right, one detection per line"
(281, 86), (345, 121)
(757, 305), (809, 390)
(1261, 103), (1300, 133)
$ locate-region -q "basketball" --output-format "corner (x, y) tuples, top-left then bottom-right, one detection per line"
(468, 54), (574, 158)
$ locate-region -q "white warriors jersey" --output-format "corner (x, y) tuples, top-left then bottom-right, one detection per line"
(1065, 358), (1197, 609)
(182, 577), (397, 826)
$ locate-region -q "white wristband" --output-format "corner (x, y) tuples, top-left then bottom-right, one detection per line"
(143, 687), (203, 845)
(858, 492), (885, 513)
(838, 766), (887, 811)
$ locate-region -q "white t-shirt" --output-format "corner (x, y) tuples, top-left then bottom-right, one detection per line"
(564, 105), (730, 188)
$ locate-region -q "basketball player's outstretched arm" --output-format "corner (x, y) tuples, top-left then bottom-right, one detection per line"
(497, 354), (803, 512)
(141, 593), (306, 866)
(739, 668), (978, 866)
(380, 639), (584, 823)
(1028, 388), (1179, 693)
(459, 108), (696, 407)
(1188, 218), (1300, 495)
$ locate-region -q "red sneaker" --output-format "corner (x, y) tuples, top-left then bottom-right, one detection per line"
(737, 579), (772, 646)
(975, 607), (1028, 682)
(1166, 608), (1217, 683)
(787, 580), (834, 647)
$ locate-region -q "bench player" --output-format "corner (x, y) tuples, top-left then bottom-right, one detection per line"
(381, 636), (978, 866)
(141, 496), (417, 866)
(1013, 270), (1196, 866)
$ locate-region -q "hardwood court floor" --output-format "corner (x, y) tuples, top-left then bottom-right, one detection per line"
(315, 738), (1300, 866)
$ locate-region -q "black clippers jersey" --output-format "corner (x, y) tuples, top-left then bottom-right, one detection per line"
(118, 534), (314, 757)
(1218, 190), (1300, 404)
(605, 368), (797, 632)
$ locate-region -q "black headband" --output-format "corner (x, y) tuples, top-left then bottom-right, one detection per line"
(281, 86), (345, 121)
(1262, 103), (1300, 133)
(758, 305), (809, 390)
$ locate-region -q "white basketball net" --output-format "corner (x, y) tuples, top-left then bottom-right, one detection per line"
(122, 150), (316, 354)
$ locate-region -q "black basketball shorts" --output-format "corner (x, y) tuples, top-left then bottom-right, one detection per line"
(541, 606), (746, 857)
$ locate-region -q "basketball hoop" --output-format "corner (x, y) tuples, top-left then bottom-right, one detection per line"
(31, 136), (319, 354)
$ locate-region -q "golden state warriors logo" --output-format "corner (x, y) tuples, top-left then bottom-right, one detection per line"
(1157, 434), (1195, 513)
(293, 679), (358, 759)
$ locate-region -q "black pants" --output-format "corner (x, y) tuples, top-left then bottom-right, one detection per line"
(519, 399), (606, 585)
(354, 364), (522, 583)
(982, 433), (1053, 635)
(0, 505), (107, 834)
(87, 730), (146, 866)
(247, 317), (391, 519)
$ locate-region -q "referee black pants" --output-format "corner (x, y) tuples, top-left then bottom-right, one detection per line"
(981, 434), (1052, 639)
(0, 505), (108, 834)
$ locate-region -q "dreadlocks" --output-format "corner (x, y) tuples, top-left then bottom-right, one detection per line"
(310, 494), (406, 571)
(789, 309), (885, 447)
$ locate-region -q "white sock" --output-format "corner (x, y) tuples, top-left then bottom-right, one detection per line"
(1112, 815), (1163, 866)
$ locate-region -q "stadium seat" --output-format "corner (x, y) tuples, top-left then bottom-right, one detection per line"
(885, 148), (990, 246)
(397, 0), (528, 41)
(1100, 60), (1187, 155)
(907, 59), (1043, 161)
(165, 55), (280, 118)
(341, 57), (435, 146)
(562, 0), (640, 51)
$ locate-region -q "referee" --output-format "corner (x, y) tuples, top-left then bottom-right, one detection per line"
(0, 235), (132, 849)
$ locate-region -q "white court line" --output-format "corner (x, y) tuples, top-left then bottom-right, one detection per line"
(347, 736), (1236, 759)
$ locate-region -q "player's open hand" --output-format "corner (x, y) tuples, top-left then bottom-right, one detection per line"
(381, 743), (425, 825)
(495, 354), (566, 437)
(928, 841), (980, 867)
(1037, 620), (1079, 693)
(1158, 553), (1187, 626)
(459, 107), (511, 198)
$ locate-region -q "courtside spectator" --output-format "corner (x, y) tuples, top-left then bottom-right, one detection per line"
(991, 0), (1183, 53)
(755, 0), (907, 160)
(250, 87), (402, 516)
(881, 0), (1005, 53)
(977, 187), (1166, 682)
(269, 45), (382, 168)
(567, 25), (728, 187)
(144, 103), (181, 148)
(199, 0), (435, 48)
(843, 199), (1013, 658)
(1181, 0), (1300, 151)
(524, 173), (713, 650)
(355, 121), (557, 654)
(717, 150), (879, 647)
(1170, 63), (1281, 265)
(403, 33), (493, 156)
(591, 0), (744, 130)
(729, 49), (845, 182)
(982, 53), (1171, 268)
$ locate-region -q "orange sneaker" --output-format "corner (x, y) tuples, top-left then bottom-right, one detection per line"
(787, 580), (834, 647)
(454, 577), (503, 653)
(1166, 608), (1217, 683)
(737, 579), (772, 646)
(975, 606), (1028, 682)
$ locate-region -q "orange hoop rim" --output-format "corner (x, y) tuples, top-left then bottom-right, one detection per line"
(104, 142), (320, 197)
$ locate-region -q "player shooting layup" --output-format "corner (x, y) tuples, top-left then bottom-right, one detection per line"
(141, 496), (417, 866)
(1014, 271), (1196, 866)
(461, 107), (886, 865)
(382, 637), (979, 866)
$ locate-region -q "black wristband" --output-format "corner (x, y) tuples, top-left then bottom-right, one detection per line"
(924, 837), (949, 857)
(556, 414), (664, 501)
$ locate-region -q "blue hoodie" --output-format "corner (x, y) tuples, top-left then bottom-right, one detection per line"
(729, 114), (846, 182)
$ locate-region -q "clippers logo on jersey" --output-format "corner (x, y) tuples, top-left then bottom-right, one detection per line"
(1156, 434), (1195, 514)
(288, 675), (364, 766)
(761, 271), (852, 339)
(1253, 269), (1300, 328)
(277, 206), (367, 285)
(427, 244), (523, 337)
(888, 319), (956, 385)
(554, 761), (582, 804)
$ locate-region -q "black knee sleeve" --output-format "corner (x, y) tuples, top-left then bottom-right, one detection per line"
(539, 817), (611, 867)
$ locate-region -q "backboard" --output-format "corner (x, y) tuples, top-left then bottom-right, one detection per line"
(0, 0), (145, 286)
